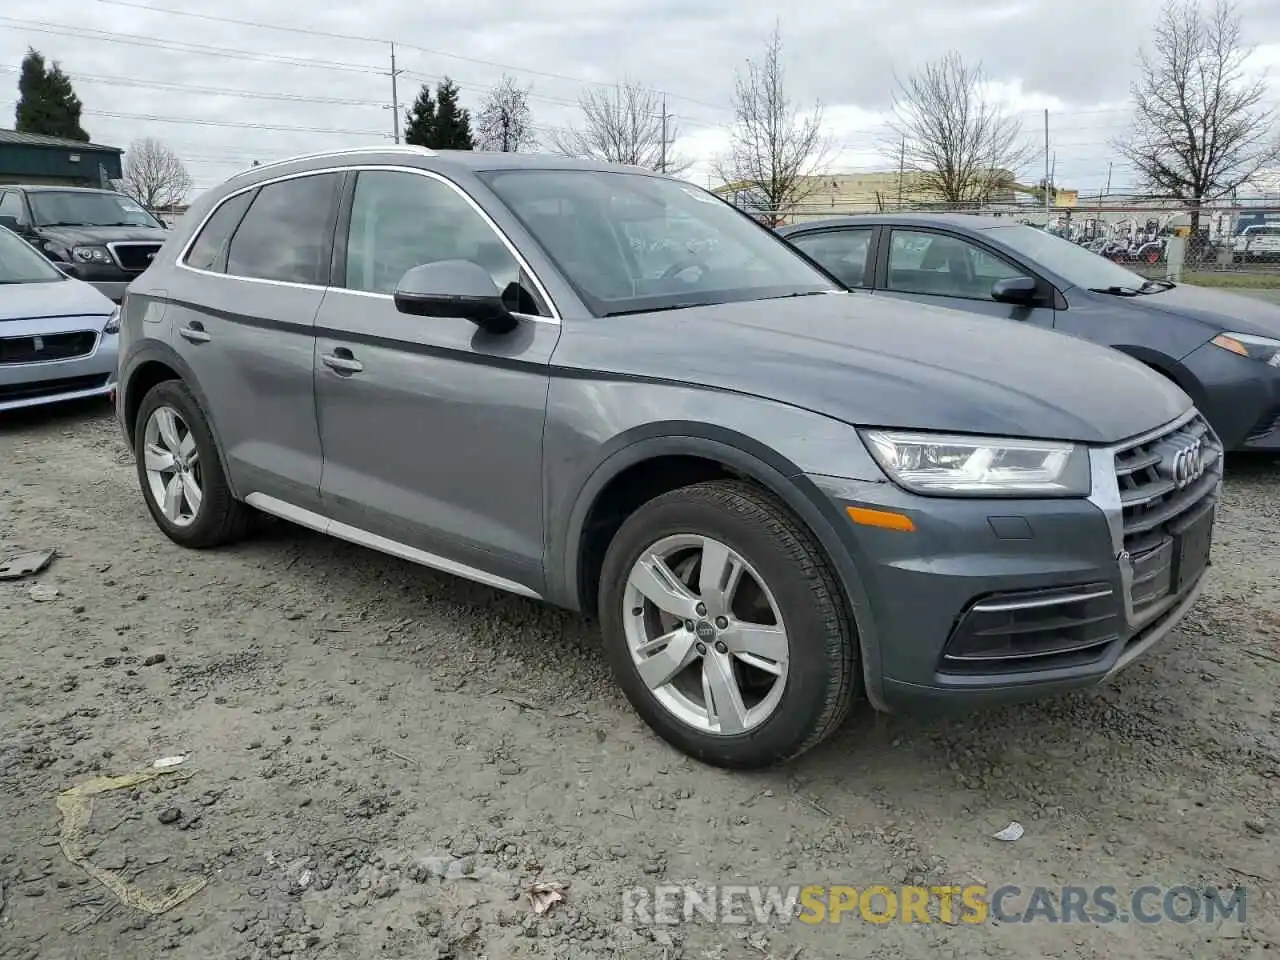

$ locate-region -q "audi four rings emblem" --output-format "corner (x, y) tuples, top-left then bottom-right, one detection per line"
(1172, 439), (1205, 489)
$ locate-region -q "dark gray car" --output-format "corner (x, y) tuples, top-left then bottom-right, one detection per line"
(778, 213), (1280, 452)
(115, 148), (1221, 769)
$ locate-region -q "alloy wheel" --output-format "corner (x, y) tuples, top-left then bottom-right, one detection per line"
(142, 406), (203, 528)
(622, 534), (790, 735)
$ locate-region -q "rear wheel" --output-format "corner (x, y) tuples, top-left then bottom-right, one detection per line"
(598, 480), (858, 768)
(134, 380), (251, 548)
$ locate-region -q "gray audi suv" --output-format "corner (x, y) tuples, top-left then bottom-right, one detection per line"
(115, 146), (1221, 768)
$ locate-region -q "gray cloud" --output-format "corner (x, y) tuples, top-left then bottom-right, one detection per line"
(2, 0), (1278, 196)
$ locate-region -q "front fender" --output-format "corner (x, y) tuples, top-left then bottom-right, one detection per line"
(543, 381), (891, 710)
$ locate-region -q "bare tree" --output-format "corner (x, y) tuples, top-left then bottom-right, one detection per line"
(476, 74), (537, 152)
(714, 25), (831, 228)
(550, 79), (690, 173)
(888, 52), (1030, 206)
(120, 137), (192, 211)
(1118, 0), (1280, 228)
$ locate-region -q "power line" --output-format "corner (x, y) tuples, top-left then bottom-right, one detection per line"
(0, 17), (386, 74)
(85, 0), (733, 115)
(84, 109), (387, 137)
(0, 63), (384, 108)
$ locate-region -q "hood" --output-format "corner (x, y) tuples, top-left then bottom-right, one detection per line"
(36, 224), (168, 247)
(0, 276), (116, 322)
(560, 292), (1191, 445)
(1114, 283), (1280, 339)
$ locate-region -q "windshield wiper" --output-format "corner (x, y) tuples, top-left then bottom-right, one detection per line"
(603, 303), (703, 317)
(39, 221), (93, 227)
(1140, 279), (1175, 292)
(1088, 285), (1142, 297)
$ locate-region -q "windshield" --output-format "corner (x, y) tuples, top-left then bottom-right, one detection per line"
(477, 169), (838, 316)
(28, 191), (164, 229)
(0, 227), (65, 284)
(985, 224), (1150, 291)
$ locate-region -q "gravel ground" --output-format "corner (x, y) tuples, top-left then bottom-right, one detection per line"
(1, 399), (1277, 960)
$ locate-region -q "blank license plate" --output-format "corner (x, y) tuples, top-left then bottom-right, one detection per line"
(1172, 505), (1214, 592)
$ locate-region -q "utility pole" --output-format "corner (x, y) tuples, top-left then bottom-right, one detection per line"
(897, 138), (905, 209)
(388, 42), (404, 144)
(1043, 109), (1050, 226)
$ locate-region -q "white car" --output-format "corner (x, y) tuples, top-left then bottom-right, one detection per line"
(0, 224), (120, 412)
(1232, 225), (1280, 262)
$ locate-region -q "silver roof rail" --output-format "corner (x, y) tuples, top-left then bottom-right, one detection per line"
(227, 144), (438, 181)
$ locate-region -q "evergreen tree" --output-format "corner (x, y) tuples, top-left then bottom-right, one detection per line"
(14, 48), (89, 142)
(433, 78), (474, 150)
(403, 84), (436, 148)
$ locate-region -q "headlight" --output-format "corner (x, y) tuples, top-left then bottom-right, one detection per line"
(861, 430), (1091, 497)
(72, 245), (112, 264)
(1211, 332), (1280, 367)
(103, 307), (121, 335)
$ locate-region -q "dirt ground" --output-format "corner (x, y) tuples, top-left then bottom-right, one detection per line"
(1, 399), (1277, 960)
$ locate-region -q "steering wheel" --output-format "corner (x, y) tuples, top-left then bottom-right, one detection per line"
(660, 258), (711, 282)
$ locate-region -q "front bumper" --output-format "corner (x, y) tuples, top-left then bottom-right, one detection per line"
(810, 409), (1222, 713)
(1180, 340), (1280, 451)
(0, 324), (118, 413)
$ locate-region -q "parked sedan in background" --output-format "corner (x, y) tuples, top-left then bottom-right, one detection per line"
(779, 214), (1280, 451)
(0, 224), (119, 412)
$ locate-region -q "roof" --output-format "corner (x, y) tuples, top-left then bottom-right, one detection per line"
(777, 213), (1026, 235)
(0, 129), (123, 153)
(13, 184), (122, 194)
(222, 144), (660, 189)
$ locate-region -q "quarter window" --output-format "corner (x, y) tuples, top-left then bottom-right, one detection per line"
(0, 191), (26, 224)
(343, 170), (545, 315)
(788, 228), (874, 288)
(224, 173), (341, 285)
(183, 190), (255, 273)
(887, 230), (1024, 300)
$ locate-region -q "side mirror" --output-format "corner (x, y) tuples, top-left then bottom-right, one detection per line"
(0, 214), (21, 233)
(393, 260), (517, 335)
(991, 276), (1039, 304)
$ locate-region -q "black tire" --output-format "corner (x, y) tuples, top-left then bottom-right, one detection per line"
(598, 479), (859, 769)
(133, 379), (251, 548)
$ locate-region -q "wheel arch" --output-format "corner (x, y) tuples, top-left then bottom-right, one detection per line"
(120, 342), (239, 497)
(556, 427), (887, 711)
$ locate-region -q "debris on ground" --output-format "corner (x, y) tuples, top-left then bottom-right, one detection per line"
(527, 880), (567, 915)
(992, 821), (1025, 842)
(0, 548), (55, 581)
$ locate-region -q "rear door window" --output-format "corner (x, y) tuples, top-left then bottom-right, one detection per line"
(225, 173), (341, 285)
(788, 228), (874, 288)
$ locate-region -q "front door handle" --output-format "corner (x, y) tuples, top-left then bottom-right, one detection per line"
(321, 350), (364, 374)
(178, 322), (211, 344)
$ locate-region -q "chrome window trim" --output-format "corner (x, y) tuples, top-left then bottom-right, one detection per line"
(226, 145), (438, 182)
(176, 164), (561, 324)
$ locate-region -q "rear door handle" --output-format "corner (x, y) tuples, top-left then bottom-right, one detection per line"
(178, 322), (211, 344)
(321, 350), (363, 374)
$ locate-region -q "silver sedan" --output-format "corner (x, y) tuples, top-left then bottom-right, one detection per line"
(0, 225), (119, 412)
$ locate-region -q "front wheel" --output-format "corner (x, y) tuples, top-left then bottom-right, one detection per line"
(598, 480), (858, 768)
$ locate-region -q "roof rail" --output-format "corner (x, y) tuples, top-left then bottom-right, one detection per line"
(227, 144), (437, 181)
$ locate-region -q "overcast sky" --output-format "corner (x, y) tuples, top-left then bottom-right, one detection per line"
(3, 0), (1280, 198)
